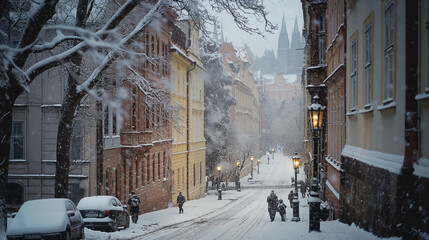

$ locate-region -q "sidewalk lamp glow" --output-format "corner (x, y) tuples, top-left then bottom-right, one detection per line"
(291, 152), (301, 222)
(217, 165), (222, 199)
(308, 95), (325, 130)
(292, 153), (301, 169)
(307, 94), (325, 232)
(250, 156), (254, 161)
(236, 161), (240, 167)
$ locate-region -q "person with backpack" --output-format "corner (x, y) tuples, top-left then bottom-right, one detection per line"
(177, 192), (186, 214)
(128, 191), (141, 223)
(277, 199), (287, 222)
(266, 190), (278, 222)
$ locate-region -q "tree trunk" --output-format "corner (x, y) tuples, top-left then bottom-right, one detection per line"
(0, 77), (23, 236)
(54, 87), (84, 198)
(0, 100), (13, 237)
(54, 0), (89, 198)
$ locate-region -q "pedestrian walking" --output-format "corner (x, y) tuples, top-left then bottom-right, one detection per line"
(277, 199), (287, 222)
(300, 181), (307, 198)
(177, 192), (186, 214)
(267, 190), (278, 222)
(288, 190), (294, 208)
(128, 191), (141, 223)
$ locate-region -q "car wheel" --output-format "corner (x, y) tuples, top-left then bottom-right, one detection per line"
(124, 216), (130, 229)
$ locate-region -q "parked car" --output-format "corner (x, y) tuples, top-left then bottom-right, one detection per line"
(6, 198), (84, 240)
(77, 195), (130, 232)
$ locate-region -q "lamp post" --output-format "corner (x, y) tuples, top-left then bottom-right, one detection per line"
(257, 159), (260, 174)
(292, 152), (301, 222)
(272, 148), (275, 159)
(217, 165), (222, 200)
(250, 156), (254, 178)
(307, 94), (325, 232)
(236, 161), (241, 191)
(266, 152), (270, 164)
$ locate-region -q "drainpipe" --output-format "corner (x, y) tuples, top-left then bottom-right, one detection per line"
(398, 1), (418, 238)
(186, 61), (197, 201)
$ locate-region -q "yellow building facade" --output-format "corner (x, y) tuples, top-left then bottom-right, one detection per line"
(170, 21), (206, 204)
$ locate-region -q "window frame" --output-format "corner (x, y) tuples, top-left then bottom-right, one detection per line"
(364, 20), (373, 107)
(350, 37), (358, 111)
(10, 121), (25, 160)
(383, 0), (395, 103)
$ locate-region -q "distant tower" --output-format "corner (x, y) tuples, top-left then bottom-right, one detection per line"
(290, 16), (304, 74)
(276, 14), (289, 74)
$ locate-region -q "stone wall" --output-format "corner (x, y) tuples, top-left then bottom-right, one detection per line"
(340, 155), (398, 238)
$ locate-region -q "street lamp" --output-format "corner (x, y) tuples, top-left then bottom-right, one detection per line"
(236, 161), (241, 191)
(307, 94), (325, 232)
(250, 156), (254, 178)
(217, 165), (222, 200)
(257, 159), (260, 174)
(266, 151), (270, 164)
(292, 152), (301, 222)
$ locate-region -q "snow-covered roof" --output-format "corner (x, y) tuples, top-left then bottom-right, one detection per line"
(282, 74), (297, 84)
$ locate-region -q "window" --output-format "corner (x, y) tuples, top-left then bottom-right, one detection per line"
(351, 39), (357, 110)
(152, 154), (156, 182)
(132, 87), (137, 131)
(129, 160), (133, 191)
(172, 70), (175, 94)
(163, 152), (166, 178)
(10, 121), (24, 159)
(193, 163), (196, 187)
(383, 1), (394, 102)
(364, 23), (373, 106)
(200, 162), (202, 184)
(146, 155), (150, 184)
(319, 13), (326, 32)
(157, 153), (160, 180)
(104, 106), (119, 136)
(141, 157), (145, 186)
(104, 170), (109, 195)
(319, 36), (326, 65)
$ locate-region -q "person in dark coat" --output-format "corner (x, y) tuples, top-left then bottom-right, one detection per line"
(128, 191), (141, 223)
(300, 181), (307, 198)
(288, 190), (294, 208)
(277, 199), (287, 222)
(266, 190), (278, 222)
(177, 192), (186, 214)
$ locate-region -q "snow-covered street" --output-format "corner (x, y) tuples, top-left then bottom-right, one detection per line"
(85, 151), (400, 240)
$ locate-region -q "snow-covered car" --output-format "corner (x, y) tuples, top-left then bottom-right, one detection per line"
(6, 198), (84, 240)
(77, 195), (130, 232)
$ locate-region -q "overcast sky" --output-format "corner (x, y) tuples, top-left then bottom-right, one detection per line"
(211, 0), (304, 57)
